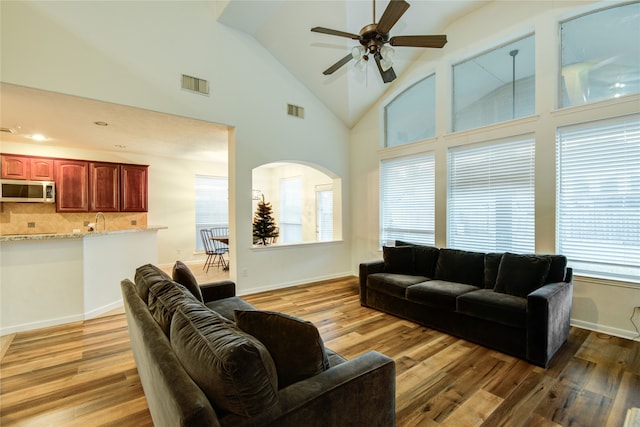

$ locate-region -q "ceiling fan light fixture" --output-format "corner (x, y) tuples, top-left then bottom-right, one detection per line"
(351, 45), (365, 60)
(380, 45), (395, 71)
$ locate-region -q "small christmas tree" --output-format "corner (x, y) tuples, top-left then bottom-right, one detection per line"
(253, 195), (279, 245)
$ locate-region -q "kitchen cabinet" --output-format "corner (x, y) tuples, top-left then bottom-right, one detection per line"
(120, 164), (148, 212)
(55, 159), (89, 212)
(1, 154), (54, 180)
(89, 162), (119, 212)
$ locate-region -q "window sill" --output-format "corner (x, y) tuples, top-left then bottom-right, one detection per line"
(250, 240), (344, 251)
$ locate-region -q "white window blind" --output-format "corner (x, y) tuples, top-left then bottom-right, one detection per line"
(380, 153), (435, 246)
(557, 115), (640, 282)
(448, 138), (535, 253)
(316, 189), (333, 241)
(195, 176), (228, 251)
(280, 177), (302, 243)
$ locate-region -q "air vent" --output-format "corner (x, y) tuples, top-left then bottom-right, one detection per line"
(0, 127), (16, 134)
(181, 74), (209, 95)
(287, 104), (304, 118)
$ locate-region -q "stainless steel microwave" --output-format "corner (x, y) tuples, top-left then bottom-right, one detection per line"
(0, 179), (56, 203)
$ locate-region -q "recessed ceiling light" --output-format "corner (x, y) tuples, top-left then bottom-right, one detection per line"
(94, 121), (109, 126)
(29, 134), (47, 141)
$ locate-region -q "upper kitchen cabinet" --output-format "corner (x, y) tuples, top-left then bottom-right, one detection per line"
(120, 164), (148, 212)
(89, 162), (120, 212)
(1, 154), (54, 180)
(55, 159), (89, 212)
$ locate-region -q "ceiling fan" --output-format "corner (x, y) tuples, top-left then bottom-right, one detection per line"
(311, 0), (447, 83)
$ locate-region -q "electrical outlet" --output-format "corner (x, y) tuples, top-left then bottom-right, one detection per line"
(27, 222), (35, 228)
(131, 220), (137, 226)
(83, 221), (89, 226)
(241, 268), (248, 277)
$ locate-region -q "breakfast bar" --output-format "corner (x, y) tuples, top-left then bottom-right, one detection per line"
(0, 227), (166, 335)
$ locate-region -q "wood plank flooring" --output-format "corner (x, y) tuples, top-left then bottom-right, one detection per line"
(1, 272), (639, 426)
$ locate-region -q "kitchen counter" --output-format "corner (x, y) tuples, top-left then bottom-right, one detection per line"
(1, 226), (166, 335)
(0, 226), (167, 242)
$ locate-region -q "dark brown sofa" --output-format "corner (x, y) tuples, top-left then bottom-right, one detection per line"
(359, 243), (573, 368)
(121, 262), (396, 427)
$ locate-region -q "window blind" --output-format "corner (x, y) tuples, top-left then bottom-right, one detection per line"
(280, 177), (302, 243)
(448, 138), (535, 253)
(380, 153), (435, 246)
(195, 175), (228, 251)
(316, 189), (333, 241)
(557, 115), (640, 282)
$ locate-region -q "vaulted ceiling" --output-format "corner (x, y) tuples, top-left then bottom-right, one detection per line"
(217, 0), (487, 127)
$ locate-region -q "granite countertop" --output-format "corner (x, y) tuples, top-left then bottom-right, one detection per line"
(0, 226), (167, 242)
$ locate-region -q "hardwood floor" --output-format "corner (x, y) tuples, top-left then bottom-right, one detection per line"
(1, 271), (639, 426)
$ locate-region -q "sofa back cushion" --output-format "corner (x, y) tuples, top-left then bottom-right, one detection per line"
(483, 253), (504, 289)
(148, 280), (200, 336)
(434, 249), (485, 287)
(171, 261), (204, 302)
(235, 310), (330, 389)
(170, 304), (278, 417)
(540, 255), (568, 283)
(134, 263), (172, 303)
(494, 252), (552, 297)
(383, 246), (415, 274)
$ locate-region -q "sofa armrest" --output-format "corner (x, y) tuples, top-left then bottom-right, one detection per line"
(200, 280), (236, 303)
(526, 276), (573, 367)
(359, 260), (385, 305)
(222, 350), (396, 427)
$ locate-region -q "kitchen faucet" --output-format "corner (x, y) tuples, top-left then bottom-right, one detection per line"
(95, 212), (106, 232)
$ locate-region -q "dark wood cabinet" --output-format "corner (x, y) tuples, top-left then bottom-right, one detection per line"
(89, 162), (120, 212)
(120, 164), (148, 212)
(1, 155), (54, 180)
(54, 159), (89, 212)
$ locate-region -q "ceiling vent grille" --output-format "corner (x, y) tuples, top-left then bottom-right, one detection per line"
(287, 104), (305, 119)
(181, 74), (209, 95)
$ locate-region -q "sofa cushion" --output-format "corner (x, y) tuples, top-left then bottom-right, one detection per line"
(457, 289), (527, 328)
(170, 304), (278, 417)
(147, 279), (200, 336)
(541, 255), (568, 283)
(484, 253), (504, 289)
(434, 249), (485, 287)
(395, 241), (440, 278)
(383, 245), (415, 274)
(134, 263), (172, 303)
(406, 280), (481, 310)
(205, 296), (256, 321)
(172, 260), (204, 302)
(367, 273), (430, 298)
(494, 253), (551, 297)
(234, 310), (330, 389)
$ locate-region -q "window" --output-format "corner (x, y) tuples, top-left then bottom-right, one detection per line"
(380, 154), (435, 246)
(560, 3), (640, 108)
(556, 115), (640, 282)
(316, 187), (333, 241)
(453, 35), (535, 132)
(385, 75), (436, 147)
(279, 177), (302, 243)
(448, 138), (535, 253)
(195, 175), (228, 251)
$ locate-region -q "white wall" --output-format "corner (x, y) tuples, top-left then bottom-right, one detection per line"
(349, 0), (640, 340)
(1, 1), (352, 293)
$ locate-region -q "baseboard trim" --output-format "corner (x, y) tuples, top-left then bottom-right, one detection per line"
(238, 272), (355, 296)
(571, 318), (640, 342)
(1, 313), (85, 336)
(84, 299), (124, 320)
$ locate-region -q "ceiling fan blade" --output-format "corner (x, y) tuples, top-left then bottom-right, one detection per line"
(376, 0), (410, 35)
(311, 27), (360, 40)
(323, 53), (354, 75)
(374, 52), (397, 83)
(389, 35), (448, 48)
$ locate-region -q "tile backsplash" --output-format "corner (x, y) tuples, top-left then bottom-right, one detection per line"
(0, 203), (147, 235)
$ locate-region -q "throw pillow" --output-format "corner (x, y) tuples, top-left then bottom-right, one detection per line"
(147, 280), (200, 336)
(540, 255), (568, 284)
(413, 245), (440, 278)
(170, 305), (278, 417)
(383, 245), (415, 274)
(234, 310), (330, 389)
(172, 260), (204, 302)
(134, 263), (172, 303)
(483, 253), (504, 289)
(434, 249), (485, 287)
(494, 252), (552, 297)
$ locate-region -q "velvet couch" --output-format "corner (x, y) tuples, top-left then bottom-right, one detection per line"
(121, 262), (396, 427)
(359, 243), (573, 367)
